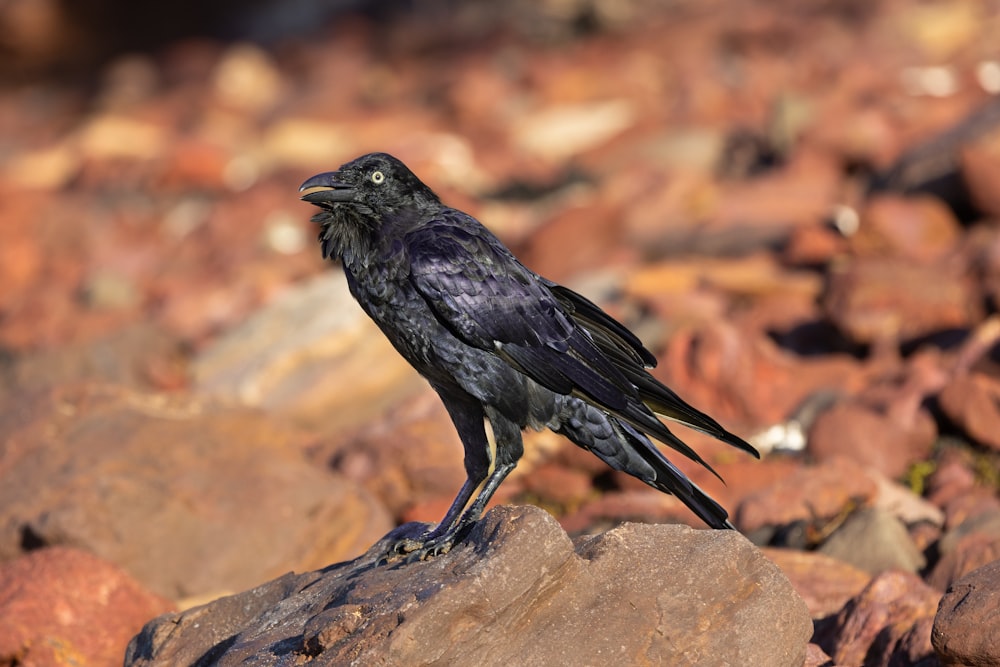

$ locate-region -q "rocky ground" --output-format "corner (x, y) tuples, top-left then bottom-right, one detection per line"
(2, 0), (1000, 665)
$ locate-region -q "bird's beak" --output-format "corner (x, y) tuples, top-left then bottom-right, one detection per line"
(299, 172), (355, 205)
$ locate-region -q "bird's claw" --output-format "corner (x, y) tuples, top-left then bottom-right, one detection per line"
(379, 533), (455, 565)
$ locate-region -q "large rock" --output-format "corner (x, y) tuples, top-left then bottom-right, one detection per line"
(933, 558), (1000, 666)
(126, 505), (812, 667)
(0, 383), (393, 600)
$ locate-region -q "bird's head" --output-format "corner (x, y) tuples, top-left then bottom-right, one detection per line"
(300, 152), (440, 260)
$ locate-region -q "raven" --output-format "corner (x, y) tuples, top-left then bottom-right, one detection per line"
(300, 152), (758, 561)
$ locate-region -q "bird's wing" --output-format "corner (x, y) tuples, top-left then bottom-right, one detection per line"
(406, 211), (758, 468)
(405, 213), (635, 411)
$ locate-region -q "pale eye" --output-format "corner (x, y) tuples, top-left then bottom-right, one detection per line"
(371, 170), (385, 184)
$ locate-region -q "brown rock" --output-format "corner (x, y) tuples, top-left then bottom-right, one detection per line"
(938, 372), (1000, 451)
(126, 505), (813, 667)
(736, 457), (879, 534)
(763, 548), (871, 619)
(816, 570), (940, 667)
(852, 194), (961, 263)
(824, 256), (981, 345)
(808, 399), (937, 479)
(0, 383), (393, 599)
(932, 558), (1000, 667)
(0, 547), (173, 667)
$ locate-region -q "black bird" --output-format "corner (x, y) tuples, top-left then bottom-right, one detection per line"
(300, 153), (759, 561)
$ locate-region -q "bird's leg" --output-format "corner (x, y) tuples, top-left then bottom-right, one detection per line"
(400, 415), (524, 562)
(385, 389), (491, 561)
(391, 409), (525, 562)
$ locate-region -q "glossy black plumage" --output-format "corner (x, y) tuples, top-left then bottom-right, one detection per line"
(300, 152), (759, 560)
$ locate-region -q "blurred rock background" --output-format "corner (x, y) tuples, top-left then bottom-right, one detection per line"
(2, 0), (1000, 665)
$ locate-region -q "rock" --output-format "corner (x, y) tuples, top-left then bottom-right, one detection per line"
(852, 194), (961, 263)
(763, 548), (871, 619)
(927, 510), (1000, 590)
(125, 505), (813, 667)
(0, 383), (393, 599)
(816, 570), (940, 667)
(807, 398), (937, 479)
(925, 451), (977, 509)
(736, 457), (879, 535)
(932, 559), (1000, 667)
(824, 256), (981, 345)
(804, 642), (838, 667)
(194, 271), (425, 434)
(321, 389), (468, 520)
(817, 507), (926, 574)
(0, 547), (174, 667)
(961, 126), (1000, 218)
(871, 471), (945, 527)
(938, 372), (1000, 451)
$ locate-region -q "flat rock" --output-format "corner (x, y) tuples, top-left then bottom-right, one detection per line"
(0, 546), (174, 667)
(126, 505), (813, 667)
(0, 382), (393, 600)
(932, 558), (1000, 667)
(193, 271), (425, 433)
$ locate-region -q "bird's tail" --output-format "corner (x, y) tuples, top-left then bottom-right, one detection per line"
(556, 401), (732, 529)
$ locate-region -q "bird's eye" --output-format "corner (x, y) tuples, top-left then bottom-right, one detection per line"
(371, 171), (385, 184)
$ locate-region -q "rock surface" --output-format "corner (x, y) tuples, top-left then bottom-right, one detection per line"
(0, 383), (393, 599)
(125, 506), (812, 667)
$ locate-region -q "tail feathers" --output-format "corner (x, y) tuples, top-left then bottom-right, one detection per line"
(616, 420), (733, 529)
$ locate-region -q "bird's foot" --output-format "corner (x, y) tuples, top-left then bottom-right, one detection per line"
(378, 529), (460, 565)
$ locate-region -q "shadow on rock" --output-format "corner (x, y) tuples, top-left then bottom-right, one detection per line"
(126, 505), (811, 666)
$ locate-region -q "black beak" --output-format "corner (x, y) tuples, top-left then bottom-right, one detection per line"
(299, 172), (355, 205)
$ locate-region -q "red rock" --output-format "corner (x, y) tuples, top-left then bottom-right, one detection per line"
(933, 558), (1000, 667)
(852, 194), (962, 263)
(926, 452), (977, 509)
(927, 530), (1000, 591)
(961, 127), (1000, 218)
(0, 547), (173, 667)
(938, 372), (1000, 451)
(807, 399), (937, 479)
(816, 570), (940, 667)
(659, 321), (866, 427)
(824, 256), (981, 345)
(763, 548), (871, 619)
(735, 457), (879, 534)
